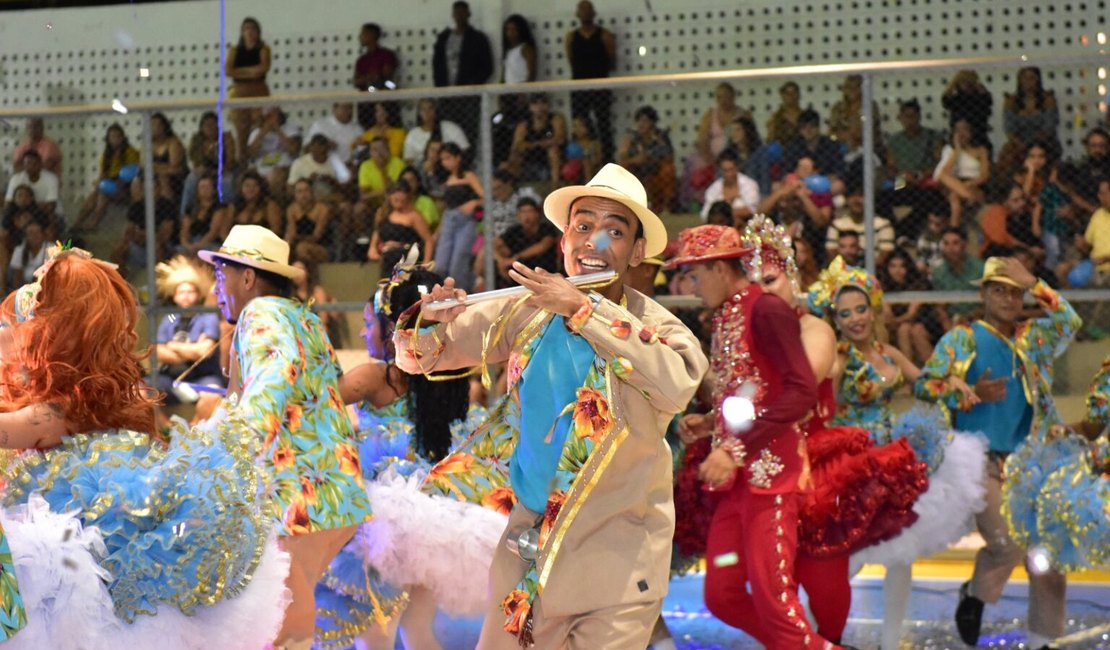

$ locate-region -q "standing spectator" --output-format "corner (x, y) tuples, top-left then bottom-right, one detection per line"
(152, 256), (224, 406)
(828, 74), (881, 146)
(783, 109), (845, 179)
(915, 202), (950, 274)
(505, 93), (566, 184)
(225, 17), (272, 162)
(355, 137), (405, 229)
(181, 111), (237, 214)
(359, 102), (407, 160)
(931, 226), (984, 329)
(8, 215), (48, 287)
(284, 179), (332, 265)
(700, 149), (760, 223)
(493, 196), (560, 287)
(433, 143), (483, 291)
(766, 81), (803, 144)
(825, 184), (895, 265)
(403, 98), (469, 165)
(307, 103), (362, 165)
(228, 170), (283, 235)
(933, 118), (991, 227)
(500, 14), (537, 117)
(353, 23), (400, 129)
(999, 67), (1060, 181)
(73, 123), (140, 232)
(399, 166), (441, 230)
(485, 168), (542, 240)
(941, 69), (993, 145)
(418, 138), (445, 200)
(141, 113), (188, 204)
(11, 118), (62, 177)
(4, 151), (59, 230)
(979, 184), (1041, 259)
(878, 248), (940, 364)
(1017, 141), (1072, 270)
(565, 0), (617, 161)
(1057, 127), (1110, 214)
(432, 1), (494, 143)
(247, 106), (302, 205)
(367, 180), (433, 264)
(178, 175), (229, 255)
(563, 114), (603, 184)
(617, 105), (675, 213)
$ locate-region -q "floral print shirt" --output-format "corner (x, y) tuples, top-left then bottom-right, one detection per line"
(1087, 354), (1110, 432)
(831, 341), (904, 444)
(0, 528), (24, 641)
(232, 296), (373, 536)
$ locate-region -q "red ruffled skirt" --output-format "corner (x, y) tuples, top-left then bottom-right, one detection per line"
(798, 426), (929, 558)
(673, 437), (718, 561)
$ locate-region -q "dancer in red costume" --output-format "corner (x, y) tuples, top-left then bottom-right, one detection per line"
(669, 224), (840, 650)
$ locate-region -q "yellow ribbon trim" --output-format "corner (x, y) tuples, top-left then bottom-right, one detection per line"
(974, 319), (1035, 406)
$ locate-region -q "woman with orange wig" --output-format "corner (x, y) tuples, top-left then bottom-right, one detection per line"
(0, 246), (290, 650)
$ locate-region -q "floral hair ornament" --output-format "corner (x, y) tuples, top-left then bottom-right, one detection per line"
(14, 242), (117, 323)
(374, 244), (436, 318)
(738, 214), (798, 286)
(805, 255), (883, 318)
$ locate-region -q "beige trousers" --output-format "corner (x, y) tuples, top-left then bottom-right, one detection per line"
(275, 525), (358, 645)
(476, 506), (661, 650)
(969, 459), (1065, 638)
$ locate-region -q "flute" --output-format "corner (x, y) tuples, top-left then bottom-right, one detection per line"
(422, 270), (618, 312)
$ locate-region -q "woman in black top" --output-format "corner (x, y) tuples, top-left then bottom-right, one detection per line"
(432, 143), (483, 291)
(368, 180), (434, 264)
(284, 179), (332, 265)
(225, 17), (271, 161)
(178, 175), (229, 255)
(878, 247), (942, 364)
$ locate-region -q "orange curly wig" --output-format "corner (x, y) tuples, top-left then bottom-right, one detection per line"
(0, 253), (159, 435)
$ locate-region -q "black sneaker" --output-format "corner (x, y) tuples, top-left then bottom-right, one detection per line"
(955, 580), (984, 645)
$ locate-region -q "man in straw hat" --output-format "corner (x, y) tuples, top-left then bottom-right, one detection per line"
(395, 163), (707, 648)
(914, 257), (1081, 650)
(200, 225), (373, 650)
(668, 223), (844, 650)
(152, 255), (224, 405)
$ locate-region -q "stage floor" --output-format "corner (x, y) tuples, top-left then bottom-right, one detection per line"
(410, 562), (1110, 650)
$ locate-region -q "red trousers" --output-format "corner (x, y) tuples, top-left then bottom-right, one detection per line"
(796, 554), (851, 643)
(704, 487), (834, 650)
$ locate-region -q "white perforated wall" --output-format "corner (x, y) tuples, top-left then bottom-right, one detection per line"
(0, 0), (1107, 209)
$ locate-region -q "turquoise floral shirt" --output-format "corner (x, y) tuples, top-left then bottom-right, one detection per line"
(232, 296), (373, 536)
(913, 280), (1081, 443)
(1087, 355), (1110, 431)
(831, 341), (904, 444)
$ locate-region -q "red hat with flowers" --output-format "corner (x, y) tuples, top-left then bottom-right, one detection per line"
(665, 225), (754, 269)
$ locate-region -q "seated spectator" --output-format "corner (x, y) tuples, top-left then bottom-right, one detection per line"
(485, 168), (542, 239)
(11, 117), (62, 177)
(684, 83), (748, 201)
(999, 66), (1060, 182)
(181, 111), (237, 214)
(505, 93), (566, 184)
(783, 108), (845, 179)
(434, 142), (483, 291)
(284, 179), (332, 264)
(359, 102), (407, 160)
(178, 174), (229, 255)
(308, 102), (363, 164)
(291, 259), (344, 346)
(367, 180), (434, 263)
(112, 198), (178, 273)
(403, 98), (470, 165)
(225, 17), (272, 162)
(0, 200), (46, 293)
(931, 226), (984, 328)
(761, 156), (833, 246)
(886, 98), (944, 188)
(493, 196), (560, 288)
(4, 151), (60, 233)
(723, 115), (764, 169)
(766, 81), (803, 144)
(1017, 141), (1074, 270)
(793, 238), (820, 289)
(1057, 127), (1110, 214)
(227, 170), (283, 235)
(419, 137), (445, 200)
(704, 200), (734, 226)
(941, 69), (992, 145)
(399, 166), (441, 230)
(762, 174), (827, 266)
(152, 256), (224, 406)
(828, 74), (881, 146)
(356, 136), (405, 216)
(825, 184), (895, 265)
(288, 133), (350, 204)
(1073, 178), (1110, 286)
(142, 113), (187, 207)
(914, 201), (949, 274)
(73, 123), (140, 232)
(878, 247), (941, 365)
(933, 118), (991, 226)
(562, 115), (602, 185)
(8, 214), (48, 287)
(617, 105), (676, 213)
(832, 230), (863, 267)
(700, 149), (760, 223)
(247, 106), (302, 204)
(980, 183), (1042, 259)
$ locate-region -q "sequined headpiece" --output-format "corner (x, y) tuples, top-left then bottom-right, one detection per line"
(373, 245), (436, 317)
(14, 242), (112, 323)
(738, 214), (798, 285)
(155, 255), (214, 301)
(805, 256), (883, 317)
(665, 224), (754, 269)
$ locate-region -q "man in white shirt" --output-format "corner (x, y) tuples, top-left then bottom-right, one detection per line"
(700, 150), (760, 223)
(246, 107), (302, 203)
(4, 150), (61, 229)
(306, 103), (364, 164)
(825, 184), (895, 266)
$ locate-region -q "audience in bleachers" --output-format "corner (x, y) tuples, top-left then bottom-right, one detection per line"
(566, 0), (617, 161)
(181, 111), (237, 214)
(10, 118), (62, 178)
(504, 93), (566, 185)
(618, 105), (675, 213)
(73, 123), (140, 232)
(493, 196), (560, 288)
(284, 179), (333, 265)
(5, 151), (60, 234)
(433, 1), (494, 142)
(225, 16), (272, 162)
(246, 106), (301, 205)
(700, 149), (760, 224)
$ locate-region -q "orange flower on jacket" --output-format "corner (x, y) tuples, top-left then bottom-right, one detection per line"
(540, 490), (567, 547)
(481, 486), (517, 516)
(501, 589), (531, 635)
(282, 362), (299, 385)
(571, 387), (612, 443)
(285, 403), (303, 432)
(427, 452), (474, 481)
(262, 412), (282, 450)
(336, 443), (361, 476)
(272, 445), (296, 471)
(300, 475), (318, 506)
(284, 494), (312, 535)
